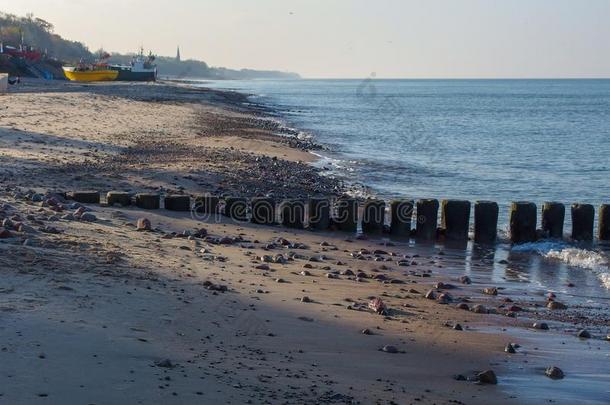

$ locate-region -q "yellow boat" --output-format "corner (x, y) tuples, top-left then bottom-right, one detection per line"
(62, 66), (118, 82)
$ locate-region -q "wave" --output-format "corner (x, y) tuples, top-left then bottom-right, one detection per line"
(512, 241), (610, 289)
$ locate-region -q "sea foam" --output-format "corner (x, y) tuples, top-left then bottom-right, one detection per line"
(512, 241), (610, 289)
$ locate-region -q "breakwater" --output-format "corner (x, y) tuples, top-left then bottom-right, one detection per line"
(66, 191), (610, 244)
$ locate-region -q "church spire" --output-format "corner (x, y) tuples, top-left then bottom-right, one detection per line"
(176, 46), (181, 62)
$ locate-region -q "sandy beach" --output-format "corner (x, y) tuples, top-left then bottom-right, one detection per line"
(1, 79), (608, 404)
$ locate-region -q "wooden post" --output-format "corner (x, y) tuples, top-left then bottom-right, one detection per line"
(599, 204), (610, 241)
(336, 197), (357, 232)
(509, 201), (537, 243)
(571, 203), (594, 241)
(390, 199), (413, 238)
(224, 197), (248, 221)
(68, 191), (100, 204)
(362, 199), (385, 234)
(106, 191), (131, 206)
(416, 199), (439, 240)
(474, 201), (498, 244)
(309, 197), (331, 230)
(441, 199), (471, 241)
(164, 195), (191, 211)
(542, 202), (565, 239)
(282, 200), (305, 229)
(251, 197), (275, 225)
(135, 193), (160, 210)
(194, 194), (219, 214)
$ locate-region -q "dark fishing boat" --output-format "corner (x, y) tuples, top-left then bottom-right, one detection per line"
(110, 49), (157, 82)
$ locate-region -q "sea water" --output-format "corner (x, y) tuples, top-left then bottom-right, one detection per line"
(194, 78), (610, 291)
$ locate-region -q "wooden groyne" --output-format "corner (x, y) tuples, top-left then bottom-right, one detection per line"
(62, 191), (610, 244)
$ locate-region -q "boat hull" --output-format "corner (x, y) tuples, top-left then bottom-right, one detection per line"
(63, 68), (118, 82)
(111, 66), (157, 82)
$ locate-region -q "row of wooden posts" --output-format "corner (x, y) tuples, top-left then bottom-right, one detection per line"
(67, 191), (610, 244)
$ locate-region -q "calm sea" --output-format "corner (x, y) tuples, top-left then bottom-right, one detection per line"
(193, 78), (610, 292)
(198, 79), (609, 211)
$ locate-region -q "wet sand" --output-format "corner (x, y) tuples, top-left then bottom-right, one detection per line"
(0, 79), (608, 404)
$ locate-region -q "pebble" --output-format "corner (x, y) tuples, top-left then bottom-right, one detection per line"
(545, 366), (564, 380)
(299, 270), (311, 276)
(458, 276), (472, 284)
(80, 212), (97, 222)
(453, 324), (463, 331)
(136, 218), (152, 231)
(504, 343), (516, 354)
(547, 301), (567, 310)
(424, 290), (436, 300)
(483, 287), (498, 296)
(471, 304), (488, 314)
(533, 322), (549, 330)
(456, 303), (470, 311)
(380, 345), (398, 354)
(219, 236), (234, 245)
(255, 264), (270, 270)
(437, 293), (451, 304)
(155, 359), (175, 368)
(0, 227), (12, 238)
(301, 296), (311, 303)
(369, 297), (387, 313)
(361, 328), (373, 335)
(506, 305), (522, 312)
(477, 369), (497, 385)
(576, 329), (591, 339)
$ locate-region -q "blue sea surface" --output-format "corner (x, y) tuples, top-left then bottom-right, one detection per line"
(197, 79), (610, 219)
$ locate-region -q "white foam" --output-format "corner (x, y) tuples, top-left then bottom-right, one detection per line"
(512, 240), (610, 290)
(545, 248), (610, 289)
(511, 241), (610, 289)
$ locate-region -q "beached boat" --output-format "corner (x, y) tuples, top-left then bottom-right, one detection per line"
(109, 50), (157, 82)
(62, 66), (118, 82)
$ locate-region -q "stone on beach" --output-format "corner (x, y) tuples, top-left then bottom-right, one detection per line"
(471, 304), (488, 314)
(458, 275), (472, 284)
(477, 370), (497, 385)
(533, 322), (549, 330)
(368, 297), (387, 314)
(545, 366), (564, 380)
(0, 227), (13, 238)
(424, 290), (436, 300)
(547, 301), (567, 310)
(80, 212), (97, 222)
(576, 329), (591, 339)
(483, 287), (498, 295)
(136, 218), (152, 231)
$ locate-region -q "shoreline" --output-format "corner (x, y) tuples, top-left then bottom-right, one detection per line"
(189, 78), (610, 295)
(0, 78), (608, 404)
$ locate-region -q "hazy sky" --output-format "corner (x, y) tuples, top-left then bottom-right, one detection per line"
(1, 0), (609, 78)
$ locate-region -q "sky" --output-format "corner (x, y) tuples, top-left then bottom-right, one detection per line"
(1, 0), (609, 78)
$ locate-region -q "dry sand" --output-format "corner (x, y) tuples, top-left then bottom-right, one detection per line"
(0, 79), (607, 404)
